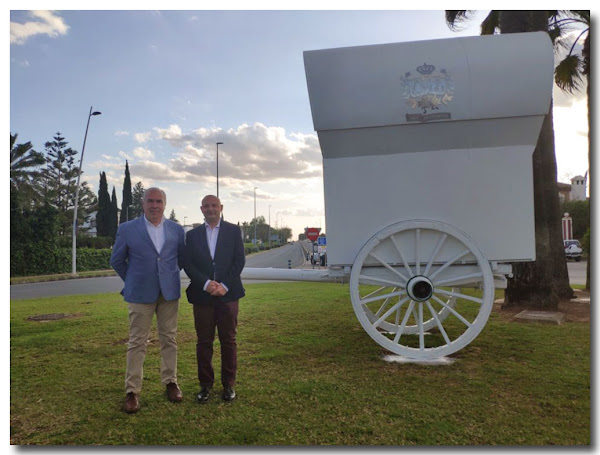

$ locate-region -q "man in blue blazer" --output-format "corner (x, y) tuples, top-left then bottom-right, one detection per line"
(184, 195), (245, 403)
(110, 187), (185, 414)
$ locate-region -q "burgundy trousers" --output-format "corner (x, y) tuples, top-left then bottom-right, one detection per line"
(193, 298), (239, 388)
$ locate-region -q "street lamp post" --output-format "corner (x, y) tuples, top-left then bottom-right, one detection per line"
(184, 216), (188, 228)
(268, 205), (271, 247)
(72, 106), (101, 276)
(253, 187), (257, 248)
(216, 142), (223, 198)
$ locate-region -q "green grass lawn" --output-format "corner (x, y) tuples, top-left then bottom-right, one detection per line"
(10, 282), (590, 445)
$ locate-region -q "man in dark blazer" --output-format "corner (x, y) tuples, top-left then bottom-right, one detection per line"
(184, 195), (245, 403)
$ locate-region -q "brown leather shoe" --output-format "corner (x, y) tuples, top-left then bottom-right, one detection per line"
(166, 382), (183, 403)
(124, 392), (140, 414)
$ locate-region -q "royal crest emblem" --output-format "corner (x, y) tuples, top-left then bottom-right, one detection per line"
(400, 63), (454, 122)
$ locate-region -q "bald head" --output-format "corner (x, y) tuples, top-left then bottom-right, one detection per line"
(200, 194), (223, 227)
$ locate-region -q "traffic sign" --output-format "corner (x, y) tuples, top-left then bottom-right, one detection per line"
(306, 227), (321, 242)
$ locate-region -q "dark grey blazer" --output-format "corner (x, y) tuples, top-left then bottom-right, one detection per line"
(184, 221), (245, 304)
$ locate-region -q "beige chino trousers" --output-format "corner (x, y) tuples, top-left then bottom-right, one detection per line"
(125, 295), (179, 394)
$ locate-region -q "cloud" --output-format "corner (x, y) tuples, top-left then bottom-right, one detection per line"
(132, 147), (155, 159)
(10, 11), (69, 45)
(129, 160), (189, 182)
(229, 189), (276, 201)
(148, 122), (322, 184)
(114, 130), (129, 137)
(134, 132), (153, 143)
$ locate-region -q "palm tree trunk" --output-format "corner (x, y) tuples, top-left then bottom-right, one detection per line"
(584, 34), (591, 291)
(500, 10), (572, 308)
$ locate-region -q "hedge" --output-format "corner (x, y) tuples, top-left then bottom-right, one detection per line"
(10, 247), (112, 277)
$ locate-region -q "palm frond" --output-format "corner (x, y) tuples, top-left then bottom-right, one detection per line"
(555, 55), (584, 93)
(445, 10), (472, 30)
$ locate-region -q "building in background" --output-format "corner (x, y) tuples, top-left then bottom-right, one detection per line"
(558, 173), (588, 203)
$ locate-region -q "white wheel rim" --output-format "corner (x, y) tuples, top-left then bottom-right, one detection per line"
(350, 220), (494, 359)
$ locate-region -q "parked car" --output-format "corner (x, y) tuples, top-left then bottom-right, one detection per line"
(564, 239), (583, 262)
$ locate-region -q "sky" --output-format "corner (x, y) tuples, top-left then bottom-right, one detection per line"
(9, 8), (590, 239)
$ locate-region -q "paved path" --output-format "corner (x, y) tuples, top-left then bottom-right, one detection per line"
(10, 255), (587, 300)
(10, 242), (309, 300)
(566, 260), (587, 285)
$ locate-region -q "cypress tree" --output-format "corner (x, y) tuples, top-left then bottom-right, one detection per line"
(97, 172), (110, 237)
(120, 160), (132, 223)
(109, 186), (119, 240)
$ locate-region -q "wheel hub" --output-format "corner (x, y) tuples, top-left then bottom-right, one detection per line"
(406, 275), (434, 301)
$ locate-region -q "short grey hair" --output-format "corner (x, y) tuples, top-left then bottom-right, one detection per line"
(143, 187), (167, 204)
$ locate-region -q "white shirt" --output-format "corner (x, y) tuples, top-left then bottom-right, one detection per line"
(144, 215), (166, 253)
(205, 220), (220, 259)
(203, 220), (228, 292)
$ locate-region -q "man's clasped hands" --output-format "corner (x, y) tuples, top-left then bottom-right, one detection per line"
(206, 280), (227, 297)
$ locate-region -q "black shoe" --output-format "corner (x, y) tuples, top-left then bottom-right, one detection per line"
(196, 386), (212, 404)
(222, 387), (236, 402)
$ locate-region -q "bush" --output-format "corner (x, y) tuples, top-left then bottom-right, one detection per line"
(10, 247), (112, 277)
(562, 200), (590, 240)
(58, 236), (114, 249)
(582, 228), (590, 254)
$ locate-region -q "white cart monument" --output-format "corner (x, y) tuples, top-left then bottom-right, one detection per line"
(243, 32), (553, 360)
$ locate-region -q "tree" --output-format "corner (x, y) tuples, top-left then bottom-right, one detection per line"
(42, 133), (77, 209)
(10, 133), (45, 208)
(97, 172), (110, 237)
(279, 227), (292, 242)
(130, 181), (145, 219)
(551, 11), (590, 289)
(169, 209), (179, 223)
(445, 10), (572, 308)
(562, 200), (590, 240)
(109, 186), (119, 240)
(120, 160), (133, 224)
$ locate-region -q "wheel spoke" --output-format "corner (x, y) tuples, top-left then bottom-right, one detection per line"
(390, 234), (414, 278)
(360, 289), (406, 306)
(374, 288), (396, 317)
(424, 233), (448, 276)
(425, 300), (451, 345)
(428, 248), (471, 280)
(373, 296), (410, 329)
(415, 228), (421, 275)
(358, 274), (406, 288)
(393, 300), (415, 343)
(431, 294), (472, 327)
(435, 288), (484, 305)
(418, 302), (424, 350)
(368, 251), (409, 283)
(362, 286), (387, 300)
(434, 272), (483, 287)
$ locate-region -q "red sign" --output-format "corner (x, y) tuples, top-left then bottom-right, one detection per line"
(306, 227), (321, 242)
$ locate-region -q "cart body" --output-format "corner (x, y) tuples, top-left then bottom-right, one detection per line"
(303, 32), (553, 268)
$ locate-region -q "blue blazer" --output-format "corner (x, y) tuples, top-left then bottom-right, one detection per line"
(184, 221), (245, 305)
(110, 216), (185, 303)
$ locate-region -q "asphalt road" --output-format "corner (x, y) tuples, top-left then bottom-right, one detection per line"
(10, 242), (310, 301)
(566, 259), (587, 285)
(10, 246), (585, 300)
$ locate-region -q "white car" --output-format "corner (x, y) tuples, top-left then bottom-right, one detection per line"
(564, 239), (583, 262)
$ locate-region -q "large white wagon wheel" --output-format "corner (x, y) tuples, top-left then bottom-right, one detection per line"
(350, 220), (494, 359)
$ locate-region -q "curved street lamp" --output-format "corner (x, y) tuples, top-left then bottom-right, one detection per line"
(72, 106), (101, 275)
(216, 142), (223, 197)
